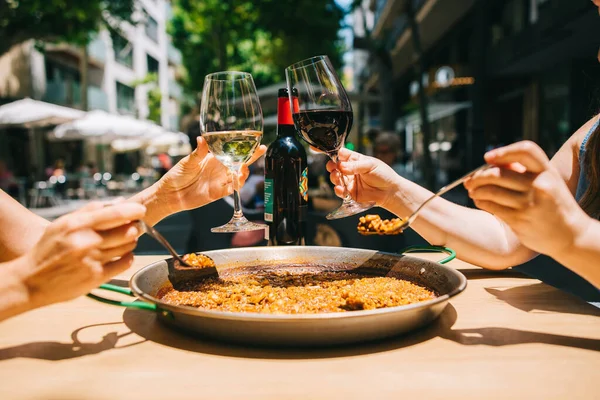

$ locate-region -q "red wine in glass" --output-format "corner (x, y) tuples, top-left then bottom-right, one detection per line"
(286, 55), (374, 220)
(292, 110), (353, 155)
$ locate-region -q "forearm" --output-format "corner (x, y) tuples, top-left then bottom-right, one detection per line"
(551, 219), (600, 289)
(128, 182), (174, 226)
(0, 191), (49, 261)
(383, 180), (536, 269)
(0, 257), (33, 322)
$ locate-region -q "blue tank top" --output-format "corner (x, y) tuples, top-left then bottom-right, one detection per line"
(514, 119), (600, 304)
(575, 119), (599, 201)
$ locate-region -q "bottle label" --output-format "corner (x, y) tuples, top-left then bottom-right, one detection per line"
(264, 178), (273, 222)
(299, 167), (308, 202)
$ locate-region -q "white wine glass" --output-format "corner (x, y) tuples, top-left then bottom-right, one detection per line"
(200, 71), (265, 232)
(285, 55), (375, 220)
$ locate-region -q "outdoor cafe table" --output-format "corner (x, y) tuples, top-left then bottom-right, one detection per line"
(0, 253), (598, 399)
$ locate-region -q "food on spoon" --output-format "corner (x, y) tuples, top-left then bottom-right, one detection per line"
(357, 214), (404, 235)
(182, 253), (216, 268)
(157, 268), (435, 314)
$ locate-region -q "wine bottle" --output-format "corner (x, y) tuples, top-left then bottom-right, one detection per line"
(264, 88), (308, 245)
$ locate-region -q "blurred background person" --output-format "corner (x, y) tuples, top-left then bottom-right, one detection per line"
(156, 153), (173, 177)
(45, 159), (65, 179)
(0, 160), (15, 192)
(373, 131), (408, 179)
(239, 156), (265, 209)
(0, 160), (17, 199)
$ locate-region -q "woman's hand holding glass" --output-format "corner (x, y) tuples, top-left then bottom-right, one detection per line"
(144, 136), (266, 223)
(199, 71), (266, 232)
(325, 148), (403, 210)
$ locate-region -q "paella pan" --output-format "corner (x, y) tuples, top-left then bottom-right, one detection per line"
(91, 246), (466, 346)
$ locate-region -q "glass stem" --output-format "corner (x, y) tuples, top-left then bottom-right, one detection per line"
(231, 168), (244, 219)
(330, 153), (353, 204)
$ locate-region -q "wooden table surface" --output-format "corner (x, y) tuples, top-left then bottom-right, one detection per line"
(0, 253), (598, 400)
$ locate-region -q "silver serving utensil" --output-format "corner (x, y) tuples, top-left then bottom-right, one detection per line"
(136, 220), (219, 286)
(360, 164), (493, 235)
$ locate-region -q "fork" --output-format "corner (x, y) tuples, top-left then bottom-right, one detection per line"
(362, 164), (493, 235)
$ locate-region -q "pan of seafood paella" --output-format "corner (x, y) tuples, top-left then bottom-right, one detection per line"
(91, 246), (466, 347)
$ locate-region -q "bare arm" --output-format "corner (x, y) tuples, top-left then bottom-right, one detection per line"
(330, 115), (598, 270)
(467, 136), (600, 289)
(0, 202), (145, 321)
(385, 181), (532, 269)
(128, 136), (266, 226)
(0, 190), (49, 262)
(552, 218), (600, 288)
(549, 115), (598, 196)
(413, 114), (599, 269)
(330, 150), (532, 269)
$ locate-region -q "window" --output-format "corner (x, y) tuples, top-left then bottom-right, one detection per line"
(45, 59), (80, 83)
(145, 16), (159, 43)
(116, 82), (135, 113)
(147, 54), (159, 74)
(43, 59), (81, 106)
(112, 33), (133, 68)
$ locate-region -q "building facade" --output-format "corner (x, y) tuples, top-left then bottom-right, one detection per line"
(360, 0), (599, 188)
(0, 0), (183, 130)
(0, 0), (184, 180)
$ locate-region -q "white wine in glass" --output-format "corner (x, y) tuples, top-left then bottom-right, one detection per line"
(200, 71), (265, 233)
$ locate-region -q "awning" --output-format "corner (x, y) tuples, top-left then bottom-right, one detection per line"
(50, 110), (190, 156)
(111, 139), (146, 153)
(145, 132), (190, 156)
(148, 131), (189, 147)
(397, 101), (472, 129)
(49, 110), (161, 143)
(0, 98), (85, 128)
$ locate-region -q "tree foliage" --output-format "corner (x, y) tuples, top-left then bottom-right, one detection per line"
(0, 0), (135, 56)
(169, 0), (345, 93)
(131, 73), (161, 124)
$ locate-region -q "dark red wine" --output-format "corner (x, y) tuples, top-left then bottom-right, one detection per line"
(264, 88), (308, 246)
(293, 110), (353, 153)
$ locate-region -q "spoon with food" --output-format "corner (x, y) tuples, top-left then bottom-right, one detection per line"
(136, 220), (218, 286)
(101, 203), (218, 286)
(358, 164), (492, 235)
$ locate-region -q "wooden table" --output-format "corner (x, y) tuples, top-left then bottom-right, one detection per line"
(0, 254), (598, 399)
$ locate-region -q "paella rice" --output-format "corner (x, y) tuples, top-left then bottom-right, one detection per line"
(158, 269), (436, 314)
(357, 214), (405, 235)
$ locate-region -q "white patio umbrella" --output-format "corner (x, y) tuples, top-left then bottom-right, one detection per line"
(167, 142), (193, 157)
(145, 131), (190, 156)
(0, 98), (85, 128)
(49, 110), (157, 143)
(111, 138), (146, 153)
(148, 131), (189, 147)
(139, 120), (167, 137)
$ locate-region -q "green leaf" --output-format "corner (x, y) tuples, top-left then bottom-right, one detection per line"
(0, 0), (135, 55)
(169, 0), (346, 95)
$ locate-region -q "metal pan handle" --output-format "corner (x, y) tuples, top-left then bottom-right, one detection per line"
(86, 283), (157, 311)
(399, 245), (456, 264)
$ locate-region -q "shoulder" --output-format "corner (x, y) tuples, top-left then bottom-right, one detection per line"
(550, 115), (598, 163)
(573, 114), (600, 156)
(549, 115), (598, 194)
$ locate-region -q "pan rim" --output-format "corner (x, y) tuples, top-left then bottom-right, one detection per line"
(130, 246), (467, 321)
